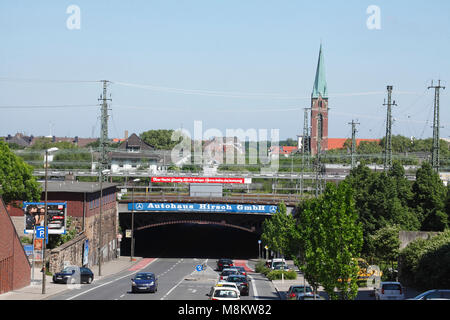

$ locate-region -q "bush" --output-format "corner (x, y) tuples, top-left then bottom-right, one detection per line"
(255, 260), (271, 276)
(398, 230), (450, 290)
(266, 270), (297, 281)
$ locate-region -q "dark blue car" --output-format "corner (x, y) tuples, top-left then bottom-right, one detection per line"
(131, 272), (158, 293)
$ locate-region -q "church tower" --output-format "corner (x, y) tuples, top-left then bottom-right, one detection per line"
(310, 44), (329, 156)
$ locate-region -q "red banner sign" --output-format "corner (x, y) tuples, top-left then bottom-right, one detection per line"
(151, 177), (251, 184)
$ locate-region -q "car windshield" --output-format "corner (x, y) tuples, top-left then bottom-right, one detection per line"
(135, 274), (154, 280)
(214, 289), (238, 298)
(62, 267), (76, 273)
(293, 286), (312, 293)
(382, 284), (401, 291)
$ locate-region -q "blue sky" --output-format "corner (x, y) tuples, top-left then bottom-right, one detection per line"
(0, 0), (449, 141)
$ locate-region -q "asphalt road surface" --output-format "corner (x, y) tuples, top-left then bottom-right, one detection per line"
(50, 258), (280, 301)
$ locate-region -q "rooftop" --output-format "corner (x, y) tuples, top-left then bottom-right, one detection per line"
(39, 181), (117, 193)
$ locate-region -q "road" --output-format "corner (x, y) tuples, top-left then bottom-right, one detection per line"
(50, 258), (280, 301)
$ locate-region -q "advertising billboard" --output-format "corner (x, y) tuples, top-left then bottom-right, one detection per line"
(128, 202), (278, 214)
(24, 202), (67, 235)
(151, 177), (252, 184)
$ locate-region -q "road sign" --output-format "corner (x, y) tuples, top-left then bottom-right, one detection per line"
(35, 226), (48, 244)
(195, 264), (203, 272)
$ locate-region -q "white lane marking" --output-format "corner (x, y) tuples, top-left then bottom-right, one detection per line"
(160, 258), (202, 300)
(248, 274), (259, 300)
(66, 258), (158, 300)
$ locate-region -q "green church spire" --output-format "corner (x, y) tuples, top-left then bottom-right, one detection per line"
(312, 44), (328, 99)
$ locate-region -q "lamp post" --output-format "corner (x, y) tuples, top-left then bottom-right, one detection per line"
(42, 147), (58, 295)
(98, 169), (110, 277)
(130, 178), (141, 262)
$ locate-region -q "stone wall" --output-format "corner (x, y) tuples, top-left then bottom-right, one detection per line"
(49, 233), (87, 274)
(399, 231), (441, 250)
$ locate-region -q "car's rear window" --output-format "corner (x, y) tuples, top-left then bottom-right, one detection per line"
(293, 286), (312, 293)
(214, 289), (238, 298)
(382, 284), (401, 291)
(440, 291), (450, 299)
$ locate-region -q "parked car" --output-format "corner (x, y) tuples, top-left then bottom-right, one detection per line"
(217, 259), (234, 271)
(409, 289), (450, 300)
(226, 274), (251, 296)
(131, 272), (158, 293)
(53, 266), (94, 284)
(208, 286), (240, 300)
(375, 282), (405, 300)
(286, 285), (313, 300)
(296, 293), (325, 300)
(219, 268), (239, 281)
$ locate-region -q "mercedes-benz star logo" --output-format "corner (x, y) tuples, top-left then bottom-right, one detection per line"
(135, 203), (144, 210)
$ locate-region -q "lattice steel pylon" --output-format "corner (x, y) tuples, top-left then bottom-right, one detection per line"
(348, 120), (360, 169)
(98, 80), (112, 180)
(383, 85), (397, 171)
(428, 80), (445, 172)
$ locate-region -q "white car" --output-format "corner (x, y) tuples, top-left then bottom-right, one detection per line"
(219, 268), (239, 282)
(209, 286), (240, 300)
(375, 282), (405, 300)
(215, 281), (240, 295)
(270, 258), (287, 270)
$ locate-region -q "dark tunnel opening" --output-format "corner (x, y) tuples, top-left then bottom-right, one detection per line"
(119, 223), (261, 259)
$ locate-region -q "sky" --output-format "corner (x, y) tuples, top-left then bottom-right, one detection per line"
(0, 0), (449, 141)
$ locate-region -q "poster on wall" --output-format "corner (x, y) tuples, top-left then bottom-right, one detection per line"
(23, 202), (67, 235)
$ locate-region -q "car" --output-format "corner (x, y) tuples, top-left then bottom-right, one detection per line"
(208, 286), (240, 300)
(286, 285), (313, 300)
(228, 266), (247, 276)
(226, 274), (251, 296)
(214, 281), (240, 295)
(219, 268), (239, 281)
(131, 272), (158, 293)
(374, 282), (405, 300)
(217, 259), (234, 271)
(408, 289), (450, 300)
(296, 293), (325, 300)
(52, 266), (94, 284)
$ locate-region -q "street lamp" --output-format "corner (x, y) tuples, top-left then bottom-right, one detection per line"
(42, 147), (58, 295)
(98, 169), (111, 277)
(130, 178), (141, 262)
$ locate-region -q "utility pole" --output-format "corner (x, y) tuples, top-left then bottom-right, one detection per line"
(428, 80), (445, 172)
(301, 108), (310, 197)
(98, 80), (112, 181)
(383, 85), (397, 171)
(348, 120), (360, 169)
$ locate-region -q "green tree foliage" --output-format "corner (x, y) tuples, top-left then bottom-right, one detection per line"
(140, 130), (181, 150)
(345, 163), (421, 257)
(369, 225), (401, 278)
(261, 203), (298, 258)
(412, 162), (448, 231)
(0, 140), (41, 205)
(295, 182), (363, 300)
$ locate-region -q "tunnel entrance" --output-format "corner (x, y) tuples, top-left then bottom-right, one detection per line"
(119, 222), (261, 259)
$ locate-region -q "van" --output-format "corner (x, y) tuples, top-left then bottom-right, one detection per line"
(270, 258), (287, 270)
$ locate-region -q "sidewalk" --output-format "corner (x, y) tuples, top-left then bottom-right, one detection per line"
(0, 256), (143, 300)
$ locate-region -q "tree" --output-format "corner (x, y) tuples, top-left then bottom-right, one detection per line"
(0, 140), (41, 205)
(412, 162), (448, 231)
(261, 203), (298, 259)
(369, 225), (401, 279)
(140, 130), (181, 150)
(295, 182), (363, 300)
